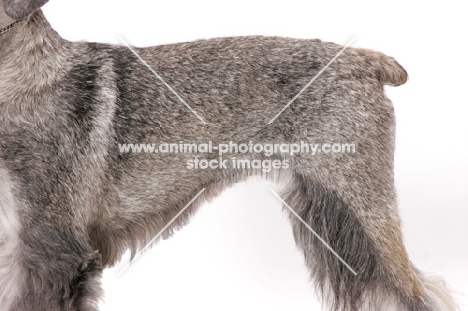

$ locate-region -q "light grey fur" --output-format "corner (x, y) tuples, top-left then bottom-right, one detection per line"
(0, 163), (25, 311)
(0, 0), (459, 310)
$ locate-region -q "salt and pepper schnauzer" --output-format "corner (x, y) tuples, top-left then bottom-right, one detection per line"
(0, 0), (459, 310)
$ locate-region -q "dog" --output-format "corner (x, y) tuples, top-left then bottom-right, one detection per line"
(0, 0), (460, 310)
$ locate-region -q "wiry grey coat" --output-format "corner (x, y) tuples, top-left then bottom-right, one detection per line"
(0, 0), (459, 310)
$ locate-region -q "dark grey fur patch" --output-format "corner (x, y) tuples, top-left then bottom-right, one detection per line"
(64, 62), (101, 141)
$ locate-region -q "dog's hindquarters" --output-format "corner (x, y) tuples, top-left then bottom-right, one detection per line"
(274, 65), (457, 309)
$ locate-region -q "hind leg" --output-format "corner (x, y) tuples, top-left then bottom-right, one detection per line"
(279, 166), (457, 311)
(267, 74), (458, 310)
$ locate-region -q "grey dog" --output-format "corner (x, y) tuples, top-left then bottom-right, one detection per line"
(0, 0), (460, 310)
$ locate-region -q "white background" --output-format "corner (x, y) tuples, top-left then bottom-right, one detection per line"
(41, 1), (468, 310)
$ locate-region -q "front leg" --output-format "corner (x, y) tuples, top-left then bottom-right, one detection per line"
(0, 165), (102, 311)
(13, 221), (103, 311)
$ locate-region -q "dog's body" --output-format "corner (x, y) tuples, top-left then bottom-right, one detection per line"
(0, 1), (459, 310)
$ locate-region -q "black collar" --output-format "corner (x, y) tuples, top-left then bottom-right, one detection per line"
(0, 20), (19, 35)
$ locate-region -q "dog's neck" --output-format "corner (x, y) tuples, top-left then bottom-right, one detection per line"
(0, 10), (72, 101)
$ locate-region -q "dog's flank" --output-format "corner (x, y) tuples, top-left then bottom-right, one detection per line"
(0, 0), (459, 310)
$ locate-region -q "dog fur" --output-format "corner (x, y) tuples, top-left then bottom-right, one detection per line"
(0, 0), (459, 310)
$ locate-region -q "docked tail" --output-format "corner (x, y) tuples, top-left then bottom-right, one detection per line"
(358, 49), (408, 86)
